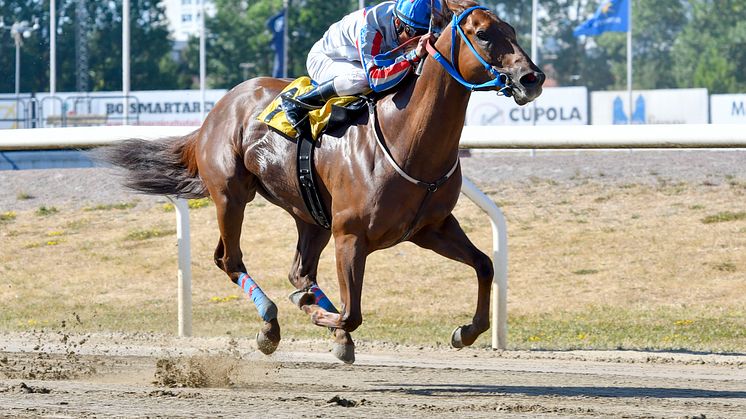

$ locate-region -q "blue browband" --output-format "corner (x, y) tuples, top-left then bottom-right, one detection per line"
(427, 6), (513, 94)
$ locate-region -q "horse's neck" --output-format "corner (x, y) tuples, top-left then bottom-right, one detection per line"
(378, 59), (470, 181)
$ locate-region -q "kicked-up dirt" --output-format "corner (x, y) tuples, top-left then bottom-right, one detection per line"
(0, 332), (744, 418)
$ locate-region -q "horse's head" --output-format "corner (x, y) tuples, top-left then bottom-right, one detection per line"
(431, 0), (544, 106)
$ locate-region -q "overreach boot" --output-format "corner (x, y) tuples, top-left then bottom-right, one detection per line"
(281, 79), (338, 127)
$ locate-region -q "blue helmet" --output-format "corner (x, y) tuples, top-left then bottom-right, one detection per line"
(394, 0), (437, 31)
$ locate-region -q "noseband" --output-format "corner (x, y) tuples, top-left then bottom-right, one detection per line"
(425, 6), (514, 96)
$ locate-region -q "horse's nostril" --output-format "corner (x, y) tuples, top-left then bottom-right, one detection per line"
(520, 72), (545, 86)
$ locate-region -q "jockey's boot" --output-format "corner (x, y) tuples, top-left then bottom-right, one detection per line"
(281, 79), (338, 127)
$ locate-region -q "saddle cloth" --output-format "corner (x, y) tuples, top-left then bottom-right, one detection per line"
(257, 76), (361, 140)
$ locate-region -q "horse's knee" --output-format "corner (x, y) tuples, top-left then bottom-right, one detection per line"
(213, 240), (225, 270)
(474, 252), (494, 282)
(342, 311), (363, 332)
(287, 271), (314, 290)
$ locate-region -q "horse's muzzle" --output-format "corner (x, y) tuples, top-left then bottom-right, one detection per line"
(511, 70), (545, 105)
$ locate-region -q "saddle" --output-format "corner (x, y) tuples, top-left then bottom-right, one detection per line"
(257, 77), (372, 230)
(257, 77), (369, 140)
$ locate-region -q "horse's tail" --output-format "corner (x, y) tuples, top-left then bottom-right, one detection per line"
(98, 132), (208, 199)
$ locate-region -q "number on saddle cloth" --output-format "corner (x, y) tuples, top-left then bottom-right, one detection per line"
(237, 273), (278, 322)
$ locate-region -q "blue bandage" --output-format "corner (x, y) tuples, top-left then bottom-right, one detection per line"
(309, 284), (338, 314)
(237, 273), (277, 322)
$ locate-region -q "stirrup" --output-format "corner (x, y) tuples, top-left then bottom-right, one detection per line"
(281, 94), (321, 128)
(280, 92), (323, 111)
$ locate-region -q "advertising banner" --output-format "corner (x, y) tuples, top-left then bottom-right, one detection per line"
(591, 88), (708, 124)
(466, 86), (588, 126)
(35, 89), (228, 126)
(710, 94), (746, 124)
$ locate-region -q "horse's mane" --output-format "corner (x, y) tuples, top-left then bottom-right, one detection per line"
(433, 0), (492, 31)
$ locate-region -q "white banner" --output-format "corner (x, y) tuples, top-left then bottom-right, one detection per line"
(591, 88), (709, 125)
(710, 94), (746, 124)
(466, 86), (588, 126)
(35, 89), (228, 126)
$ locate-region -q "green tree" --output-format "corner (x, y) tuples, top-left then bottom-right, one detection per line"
(291, 0), (359, 77)
(0, 0), (48, 93)
(598, 0), (687, 90)
(0, 0), (179, 93)
(672, 0), (746, 93)
(181, 0), (358, 89)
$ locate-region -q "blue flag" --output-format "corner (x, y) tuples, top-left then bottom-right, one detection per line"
(267, 9), (286, 78)
(573, 0), (629, 37)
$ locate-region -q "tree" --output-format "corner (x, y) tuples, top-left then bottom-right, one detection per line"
(0, 0), (179, 94)
(0, 0), (48, 93)
(291, 0), (359, 77)
(599, 0), (687, 90)
(672, 0), (746, 93)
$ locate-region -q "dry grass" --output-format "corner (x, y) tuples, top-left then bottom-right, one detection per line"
(1, 179), (745, 352)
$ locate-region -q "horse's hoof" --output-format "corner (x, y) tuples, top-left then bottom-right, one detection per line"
(288, 289), (315, 308)
(451, 326), (465, 349)
(256, 319), (280, 355)
(256, 330), (279, 355)
(332, 343), (355, 364)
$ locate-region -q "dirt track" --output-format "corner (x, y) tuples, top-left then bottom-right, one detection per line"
(1, 332), (744, 418)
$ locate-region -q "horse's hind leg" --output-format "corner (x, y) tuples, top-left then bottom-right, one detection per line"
(286, 220), (356, 364)
(410, 214), (494, 348)
(208, 174), (281, 355)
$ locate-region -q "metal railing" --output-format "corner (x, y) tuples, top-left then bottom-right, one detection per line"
(0, 96), (38, 129)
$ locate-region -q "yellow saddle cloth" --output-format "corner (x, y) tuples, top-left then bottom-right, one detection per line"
(257, 76), (359, 140)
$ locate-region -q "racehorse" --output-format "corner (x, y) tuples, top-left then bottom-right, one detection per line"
(103, 0), (544, 363)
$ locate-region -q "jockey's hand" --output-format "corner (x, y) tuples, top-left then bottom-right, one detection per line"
(415, 32), (436, 59)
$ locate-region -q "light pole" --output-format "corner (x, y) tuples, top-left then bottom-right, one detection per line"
(0, 17), (40, 97)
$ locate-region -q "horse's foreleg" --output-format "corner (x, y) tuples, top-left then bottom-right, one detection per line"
(286, 220), (339, 316)
(303, 232), (367, 364)
(410, 214), (493, 348)
(333, 233), (368, 332)
(285, 220), (357, 363)
(286, 219), (331, 290)
(212, 189), (280, 355)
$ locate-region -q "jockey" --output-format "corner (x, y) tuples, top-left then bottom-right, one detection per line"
(282, 0), (438, 126)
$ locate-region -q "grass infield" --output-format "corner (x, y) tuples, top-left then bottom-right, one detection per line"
(1, 178), (745, 352)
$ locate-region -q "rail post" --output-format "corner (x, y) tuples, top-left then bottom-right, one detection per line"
(171, 197), (193, 337)
(460, 177), (508, 350)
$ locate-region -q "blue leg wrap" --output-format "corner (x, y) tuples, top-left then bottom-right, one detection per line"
(238, 273), (277, 322)
(309, 284), (339, 314)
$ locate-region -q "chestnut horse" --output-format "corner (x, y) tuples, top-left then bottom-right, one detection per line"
(104, 0), (543, 363)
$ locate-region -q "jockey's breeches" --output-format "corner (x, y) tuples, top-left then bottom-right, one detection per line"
(307, 43), (370, 96)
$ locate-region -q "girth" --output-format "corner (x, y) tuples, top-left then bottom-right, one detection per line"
(294, 97), (371, 230)
(296, 130), (331, 229)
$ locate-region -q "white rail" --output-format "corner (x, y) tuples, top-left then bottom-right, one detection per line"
(3, 124), (746, 350)
(4, 124), (746, 150)
(460, 124), (746, 148)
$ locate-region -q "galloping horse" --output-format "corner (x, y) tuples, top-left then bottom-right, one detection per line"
(104, 0), (543, 363)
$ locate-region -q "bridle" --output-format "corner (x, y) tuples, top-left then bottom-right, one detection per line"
(425, 6), (514, 96)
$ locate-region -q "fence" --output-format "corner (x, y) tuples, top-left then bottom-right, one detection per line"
(0, 94), (144, 129)
(2, 124), (746, 350)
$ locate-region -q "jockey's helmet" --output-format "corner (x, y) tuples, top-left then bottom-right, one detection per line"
(394, 0), (437, 32)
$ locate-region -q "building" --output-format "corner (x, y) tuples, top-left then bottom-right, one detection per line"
(161, 0), (215, 47)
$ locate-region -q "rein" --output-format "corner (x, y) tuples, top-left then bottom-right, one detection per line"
(425, 6), (514, 95)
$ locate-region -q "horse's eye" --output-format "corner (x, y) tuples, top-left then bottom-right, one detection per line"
(476, 30), (489, 42)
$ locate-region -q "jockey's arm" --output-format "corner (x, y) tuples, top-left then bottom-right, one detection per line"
(357, 29), (421, 93)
